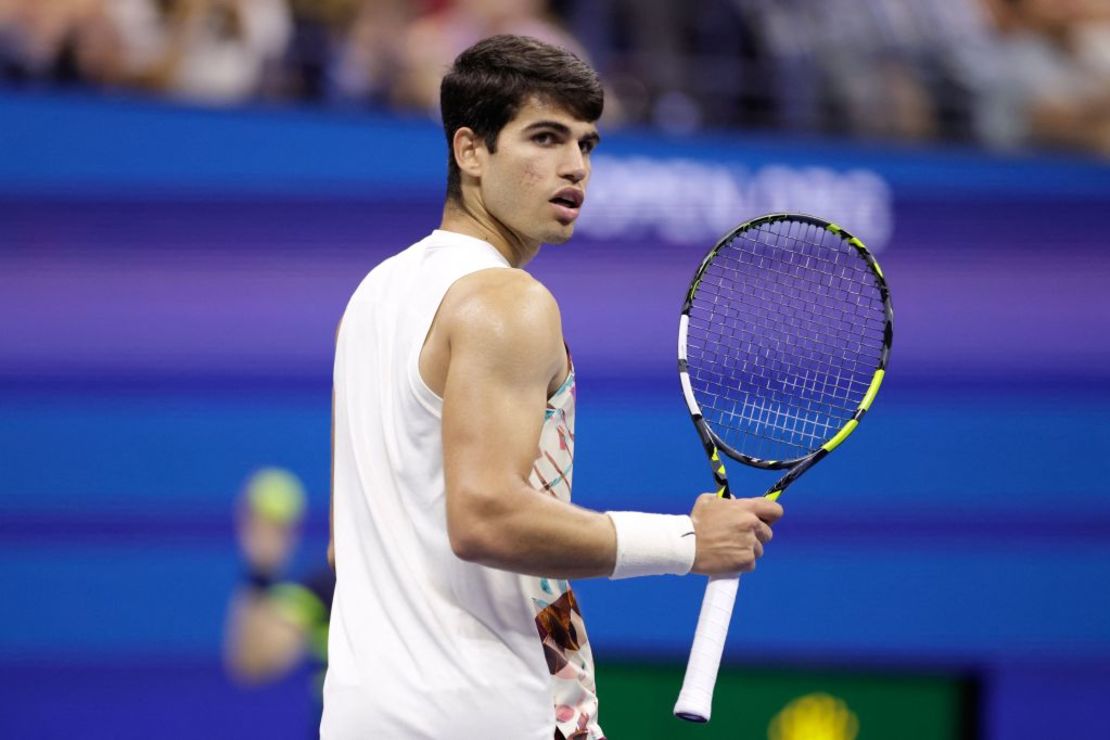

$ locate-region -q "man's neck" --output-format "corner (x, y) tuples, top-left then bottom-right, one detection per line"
(439, 198), (539, 268)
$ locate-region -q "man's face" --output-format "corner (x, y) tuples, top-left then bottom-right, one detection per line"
(477, 96), (600, 247)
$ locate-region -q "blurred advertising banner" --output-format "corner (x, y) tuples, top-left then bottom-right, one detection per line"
(576, 155), (893, 251)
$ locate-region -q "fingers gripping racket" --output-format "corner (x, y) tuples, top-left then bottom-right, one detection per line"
(672, 213), (893, 723)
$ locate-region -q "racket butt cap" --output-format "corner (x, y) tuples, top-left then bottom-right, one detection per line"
(674, 690), (713, 723)
(675, 711), (709, 723)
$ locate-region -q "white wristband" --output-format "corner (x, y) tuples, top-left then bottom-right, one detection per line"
(606, 512), (697, 579)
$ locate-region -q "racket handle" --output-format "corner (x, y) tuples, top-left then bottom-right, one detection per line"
(673, 574), (740, 723)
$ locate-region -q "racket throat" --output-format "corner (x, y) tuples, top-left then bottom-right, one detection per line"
(765, 448), (828, 498)
(690, 416), (733, 498)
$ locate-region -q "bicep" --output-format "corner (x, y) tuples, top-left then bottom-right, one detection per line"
(442, 342), (549, 495)
(440, 284), (563, 538)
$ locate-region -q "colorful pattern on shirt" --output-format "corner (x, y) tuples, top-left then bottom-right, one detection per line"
(527, 360), (605, 740)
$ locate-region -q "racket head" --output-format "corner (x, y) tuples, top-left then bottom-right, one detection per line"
(678, 213), (893, 472)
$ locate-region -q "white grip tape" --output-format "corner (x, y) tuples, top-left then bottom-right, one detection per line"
(673, 574), (740, 722)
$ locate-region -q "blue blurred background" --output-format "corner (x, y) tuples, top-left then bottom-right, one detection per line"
(2, 1), (1109, 739)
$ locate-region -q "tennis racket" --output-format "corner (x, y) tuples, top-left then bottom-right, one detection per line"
(672, 213), (893, 723)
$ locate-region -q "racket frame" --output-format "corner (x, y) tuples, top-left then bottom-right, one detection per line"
(673, 212), (893, 723)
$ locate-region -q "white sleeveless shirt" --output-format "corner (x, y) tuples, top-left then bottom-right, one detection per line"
(322, 230), (604, 740)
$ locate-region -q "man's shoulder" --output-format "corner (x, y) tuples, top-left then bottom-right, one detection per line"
(446, 268), (560, 329)
(439, 270), (566, 384)
(437, 269), (563, 374)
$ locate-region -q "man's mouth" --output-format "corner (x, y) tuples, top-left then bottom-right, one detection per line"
(550, 189), (584, 209)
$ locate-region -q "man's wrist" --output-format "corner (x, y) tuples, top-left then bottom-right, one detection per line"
(606, 512), (697, 579)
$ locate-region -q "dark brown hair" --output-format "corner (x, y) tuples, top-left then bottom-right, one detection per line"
(440, 34), (604, 202)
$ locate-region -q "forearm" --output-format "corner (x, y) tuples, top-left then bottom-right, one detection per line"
(449, 480), (617, 579)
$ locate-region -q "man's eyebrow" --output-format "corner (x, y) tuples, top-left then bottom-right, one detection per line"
(523, 121), (601, 145)
(523, 120), (572, 136)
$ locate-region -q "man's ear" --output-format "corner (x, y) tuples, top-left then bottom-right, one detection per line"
(452, 127), (486, 180)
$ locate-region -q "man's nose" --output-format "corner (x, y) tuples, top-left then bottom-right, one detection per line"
(561, 146), (587, 183)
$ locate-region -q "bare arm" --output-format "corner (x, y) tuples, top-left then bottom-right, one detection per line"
(441, 272), (618, 578)
(223, 589), (306, 683)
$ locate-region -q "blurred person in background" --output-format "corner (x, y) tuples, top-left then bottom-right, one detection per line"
(327, 0), (413, 105)
(1, 0), (292, 102)
(8, 0), (1107, 155)
(567, 0), (755, 134)
(278, 0), (355, 102)
(389, 0), (589, 113)
(69, 0), (293, 103)
(0, 0), (109, 84)
(223, 468), (334, 732)
(979, 0), (1110, 155)
(735, 0), (953, 143)
(570, 0), (988, 141)
(133, 0), (292, 104)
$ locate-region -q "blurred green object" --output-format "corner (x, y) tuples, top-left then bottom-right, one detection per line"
(245, 467), (307, 525)
(597, 661), (975, 739)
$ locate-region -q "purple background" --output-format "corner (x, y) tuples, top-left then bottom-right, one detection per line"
(3, 199), (1108, 387)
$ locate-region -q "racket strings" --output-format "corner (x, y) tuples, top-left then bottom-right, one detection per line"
(685, 220), (886, 462)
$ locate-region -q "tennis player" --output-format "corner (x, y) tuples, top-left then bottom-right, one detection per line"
(321, 34), (783, 740)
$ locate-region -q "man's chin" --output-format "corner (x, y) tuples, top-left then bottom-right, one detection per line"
(543, 225), (576, 245)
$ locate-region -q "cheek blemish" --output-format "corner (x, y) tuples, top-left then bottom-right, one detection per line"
(522, 162), (543, 184)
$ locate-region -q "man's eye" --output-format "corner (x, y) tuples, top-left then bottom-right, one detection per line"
(533, 132), (555, 145)
(580, 140), (596, 155)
